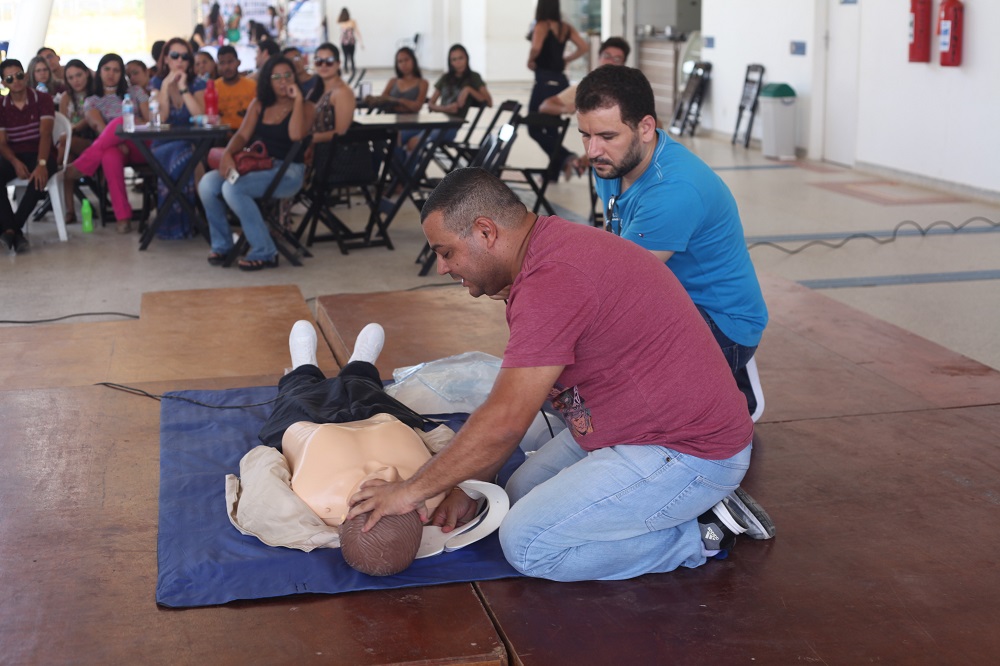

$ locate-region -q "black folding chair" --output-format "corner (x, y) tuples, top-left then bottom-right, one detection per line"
(417, 123), (518, 276)
(293, 125), (395, 254)
(223, 138), (314, 267)
(732, 64), (765, 148)
(445, 100), (521, 170)
(669, 62), (712, 137)
(432, 102), (487, 173)
(501, 112), (569, 215)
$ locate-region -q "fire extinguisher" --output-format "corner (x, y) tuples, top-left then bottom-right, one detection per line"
(909, 0), (932, 62)
(937, 0), (964, 67)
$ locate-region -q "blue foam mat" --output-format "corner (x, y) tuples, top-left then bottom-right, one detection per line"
(156, 385), (522, 608)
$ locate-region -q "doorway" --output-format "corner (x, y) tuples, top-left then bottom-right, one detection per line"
(822, 0), (861, 167)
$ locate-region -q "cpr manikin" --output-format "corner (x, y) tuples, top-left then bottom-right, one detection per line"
(225, 320), (508, 577)
(282, 417), (445, 527)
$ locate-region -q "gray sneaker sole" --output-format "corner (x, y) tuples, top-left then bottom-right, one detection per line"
(726, 488), (776, 539)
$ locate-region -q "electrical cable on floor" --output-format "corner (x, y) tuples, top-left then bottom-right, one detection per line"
(747, 215), (999, 255)
(96, 382), (278, 409)
(0, 311), (140, 324)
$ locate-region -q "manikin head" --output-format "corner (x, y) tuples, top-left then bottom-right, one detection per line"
(338, 511), (423, 576)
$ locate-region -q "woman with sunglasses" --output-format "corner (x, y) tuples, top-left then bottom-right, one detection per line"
(198, 55), (315, 271)
(149, 37), (207, 239)
(64, 53), (150, 233)
(58, 59), (97, 225)
(306, 43), (354, 144)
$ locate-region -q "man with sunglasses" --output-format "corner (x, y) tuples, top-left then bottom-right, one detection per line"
(214, 45), (256, 129)
(576, 66), (768, 416)
(0, 59), (55, 253)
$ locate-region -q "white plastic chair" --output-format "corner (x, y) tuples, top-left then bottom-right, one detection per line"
(746, 356), (765, 423)
(17, 111), (73, 242)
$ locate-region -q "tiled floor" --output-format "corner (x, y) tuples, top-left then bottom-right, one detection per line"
(5, 75), (999, 370)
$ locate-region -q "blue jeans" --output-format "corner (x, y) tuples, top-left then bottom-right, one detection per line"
(198, 161), (305, 261)
(697, 305), (759, 415)
(500, 428), (752, 581)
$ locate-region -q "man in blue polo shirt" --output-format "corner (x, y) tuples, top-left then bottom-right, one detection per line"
(576, 65), (768, 414)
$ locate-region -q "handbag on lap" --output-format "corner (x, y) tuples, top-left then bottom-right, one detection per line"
(207, 141), (274, 175)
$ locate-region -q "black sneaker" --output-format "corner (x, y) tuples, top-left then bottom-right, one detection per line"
(0, 231), (13, 252)
(13, 235), (29, 253)
(698, 502), (745, 556)
(724, 488), (776, 539)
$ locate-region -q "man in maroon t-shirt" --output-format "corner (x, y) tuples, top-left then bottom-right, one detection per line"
(348, 168), (775, 582)
(0, 58), (55, 253)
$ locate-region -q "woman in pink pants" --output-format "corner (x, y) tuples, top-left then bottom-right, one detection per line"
(65, 53), (149, 233)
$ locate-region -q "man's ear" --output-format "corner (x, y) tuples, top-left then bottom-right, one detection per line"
(472, 216), (499, 247)
(639, 114), (658, 142)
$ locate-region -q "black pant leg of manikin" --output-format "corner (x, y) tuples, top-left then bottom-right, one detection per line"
(258, 361), (426, 449)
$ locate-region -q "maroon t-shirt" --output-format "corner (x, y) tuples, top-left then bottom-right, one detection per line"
(502, 216), (753, 459)
(0, 88), (54, 154)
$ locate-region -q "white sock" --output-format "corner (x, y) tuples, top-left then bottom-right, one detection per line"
(289, 320), (318, 369)
(348, 323), (385, 365)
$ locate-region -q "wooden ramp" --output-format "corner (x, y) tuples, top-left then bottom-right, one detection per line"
(2, 278), (999, 664)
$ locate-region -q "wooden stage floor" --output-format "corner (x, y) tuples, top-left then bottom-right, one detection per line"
(2, 279), (999, 664)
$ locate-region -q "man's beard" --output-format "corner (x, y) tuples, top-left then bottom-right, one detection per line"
(596, 132), (644, 180)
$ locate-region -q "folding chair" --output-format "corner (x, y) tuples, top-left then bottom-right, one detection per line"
(732, 64), (766, 148)
(432, 102), (487, 173)
(417, 123), (518, 276)
(293, 125), (395, 254)
(223, 138), (314, 267)
(442, 99), (521, 171)
(669, 62), (712, 137)
(501, 112), (569, 215)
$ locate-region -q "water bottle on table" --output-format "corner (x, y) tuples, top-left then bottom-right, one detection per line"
(149, 90), (161, 129)
(122, 94), (135, 133)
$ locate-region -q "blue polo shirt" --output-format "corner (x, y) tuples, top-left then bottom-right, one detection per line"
(594, 129), (768, 346)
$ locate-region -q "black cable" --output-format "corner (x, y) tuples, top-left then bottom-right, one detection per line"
(0, 311), (140, 324)
(96, 382), (278, 409)
(747, 216), (999, 255)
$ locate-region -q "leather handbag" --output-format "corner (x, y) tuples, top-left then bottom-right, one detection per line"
(207, 141), (274, 175)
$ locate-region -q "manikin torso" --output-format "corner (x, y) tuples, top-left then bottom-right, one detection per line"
(282, 414), (444, 526)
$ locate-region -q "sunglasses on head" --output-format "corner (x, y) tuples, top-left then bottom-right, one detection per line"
(3, 72), (26, 84)
(270, 71), (294, 80)
(168, 51), (193, 61)
(314, 56), (338, 66)
(605, 195), (622, 235)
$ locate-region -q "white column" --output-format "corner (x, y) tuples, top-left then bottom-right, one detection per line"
(7, 0), (55, 63)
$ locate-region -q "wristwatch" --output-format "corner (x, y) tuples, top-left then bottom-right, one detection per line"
(37, 159), (47, 166)
(179, 88), (190, 95)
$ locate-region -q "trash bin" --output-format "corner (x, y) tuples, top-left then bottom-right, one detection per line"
(758, 83), (796, 160)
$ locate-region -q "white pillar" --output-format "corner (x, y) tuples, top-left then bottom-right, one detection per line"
(7, 0), (55, 63)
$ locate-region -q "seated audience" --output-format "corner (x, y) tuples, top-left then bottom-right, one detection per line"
(36, 47), (67, 96)
(307, 43), (354, 143)
(198, 55), (315, 270)
(190, 24), (207, 52)
(64, 52), (150, 234)
(26, 56), (53, 94)
(250, 40), (281, 80)
(0, 58), (55, 253)
(58, 59), (97, 224)
(195, 51), (219, 83)
(282, 46), (318, 97)
(150, 37), (207, 240)
(399, 44), (490, 165)
(364, 47), (427, 114)
(151, 40), (166, 65)
(125, 60), (151, 93)
(214, 45), (256, 129)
